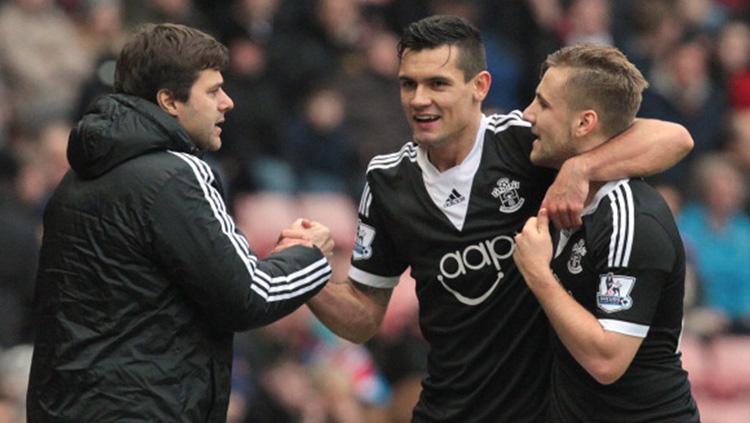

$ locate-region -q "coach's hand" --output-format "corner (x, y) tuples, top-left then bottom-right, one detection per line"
(542, 157), (587, 230)
(280, 218), (335, 257)
(513, 209), (553, 287)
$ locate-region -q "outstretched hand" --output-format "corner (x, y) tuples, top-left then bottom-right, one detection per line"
(513, 209), (553, 285)
(542, 158), (588, 229)
(274, 218), (335, 257)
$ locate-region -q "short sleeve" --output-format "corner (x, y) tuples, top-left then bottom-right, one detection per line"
(348, 181), (408, 288)
(587, 189), (676, 338)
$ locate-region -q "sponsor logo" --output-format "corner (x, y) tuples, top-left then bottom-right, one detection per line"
(567, 239), (586, 274)
(352, 220), (376, 261)
(443, 188), (466, 208)
(491, 177), (525, 213)
(437, 235), (515, 306)
(596, 272), (635, 313)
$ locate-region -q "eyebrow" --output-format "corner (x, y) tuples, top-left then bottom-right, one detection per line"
(398, 75), (451, 84)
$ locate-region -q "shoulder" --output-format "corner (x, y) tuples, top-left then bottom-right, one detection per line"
(124, 151), (220, 196)
(485, 110), (532, 135)
(365, 141), (418, 177)
(483, 111), (535, 159)
(586, 180), (679, 269)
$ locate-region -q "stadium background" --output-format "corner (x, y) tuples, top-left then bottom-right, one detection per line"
(0, 0), (749, 421)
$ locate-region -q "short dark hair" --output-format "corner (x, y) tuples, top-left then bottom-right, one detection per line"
(114, 23), (228, 103)
(397, 15), (486, 81)
(542, 44), (648, 137)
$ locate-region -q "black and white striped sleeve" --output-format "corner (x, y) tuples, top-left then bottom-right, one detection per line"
(588, 182), (676, 338)
(150, 152), (331, 331)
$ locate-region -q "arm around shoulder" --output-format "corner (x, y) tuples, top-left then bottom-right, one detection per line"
(307, 277), (392, 344)
(576, 118), (693, 181)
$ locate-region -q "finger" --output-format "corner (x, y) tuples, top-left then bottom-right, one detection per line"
(540, 195), (550, 213)
(537, 208), (549, 235)
(558, 208), (573, 230)
(570, 208), (583, 228)
(300, 218), (313, 229)
(281, 229), (309, 239)
(523, 217), (537, 234)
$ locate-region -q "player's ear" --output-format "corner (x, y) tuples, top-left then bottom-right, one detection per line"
(156, 89), (179, 117)
(472, 70), (492, 102)
(574, 109), (598, 137)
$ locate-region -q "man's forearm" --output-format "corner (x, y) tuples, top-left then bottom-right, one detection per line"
(525, 268), (640, 385)
(307, 278), (391, 344)
(574, 118), (693, 181)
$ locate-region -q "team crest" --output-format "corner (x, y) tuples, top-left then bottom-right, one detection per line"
(567, 239), (586, 274)
(352, 220), (376, 261)
(596, 272), (635, 313)
(491, 177), (525, 213)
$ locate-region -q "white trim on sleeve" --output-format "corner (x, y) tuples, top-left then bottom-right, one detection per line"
(599, 319), (649, 338)
(349, 266), (400, 288)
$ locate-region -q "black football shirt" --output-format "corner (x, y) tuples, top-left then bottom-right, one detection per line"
(548, 179), (700, 422)
(350, 113), (557, 422)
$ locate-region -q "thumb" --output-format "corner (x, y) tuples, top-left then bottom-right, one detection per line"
(537, 208), (550, 235)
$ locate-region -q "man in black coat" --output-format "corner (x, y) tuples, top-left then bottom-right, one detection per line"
(26, 23), (333, 422)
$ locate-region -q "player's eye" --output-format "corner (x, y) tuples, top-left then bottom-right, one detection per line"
(400, 80), (416, 90)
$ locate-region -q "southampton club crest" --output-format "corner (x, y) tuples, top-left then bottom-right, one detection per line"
(567, 239), (587, 274)
(491, 177), (525, 213)
(596, 272), (636, 313)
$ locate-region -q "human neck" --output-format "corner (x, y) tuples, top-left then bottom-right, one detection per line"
(425, 114), (482, 171)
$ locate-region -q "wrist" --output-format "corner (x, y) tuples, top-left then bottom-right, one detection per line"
(568, 154), (593, 181)
(525, 265), (557, 291)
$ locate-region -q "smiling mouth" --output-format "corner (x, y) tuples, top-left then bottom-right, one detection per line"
(414, 115), (440, 124)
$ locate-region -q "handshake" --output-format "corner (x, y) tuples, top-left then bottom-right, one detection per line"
(271, 218), (335, 257)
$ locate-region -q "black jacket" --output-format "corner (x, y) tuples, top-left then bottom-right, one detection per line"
(27, 94), (331, 422)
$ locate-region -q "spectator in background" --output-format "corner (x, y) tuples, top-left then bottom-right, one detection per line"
(725, 109), (750, 212)
(268, 0), (364, 106)
(430, 0), (526, 112)
(713, 19), (750, 90)
(12, 121), (72, 217)
(679, 0), (728, 34)
(123, 0), (210, 31)
(640, 34), (727, 185)
(619, 0), (685, 73)
(234, 308), (391, 423)
(561, 0), (613, 46)
(336, 28), (411, 176)
(218, 32), (289, 194)
(73, 0), (127, 120)
(286, 84), (359, 198)
(0, 345), (32, 423)
(679, 154), (750, 335)
(0, 151), (38, 349)
(220, 0), (282, 44)
(0, 0), (91, 130)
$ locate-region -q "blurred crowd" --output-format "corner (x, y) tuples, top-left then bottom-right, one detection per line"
(1, 0), (750, 422)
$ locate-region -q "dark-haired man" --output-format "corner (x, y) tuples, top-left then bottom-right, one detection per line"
(514, 44), (699, 422)
(27, 23), (333, 422)
(308, 15), (693, 422)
